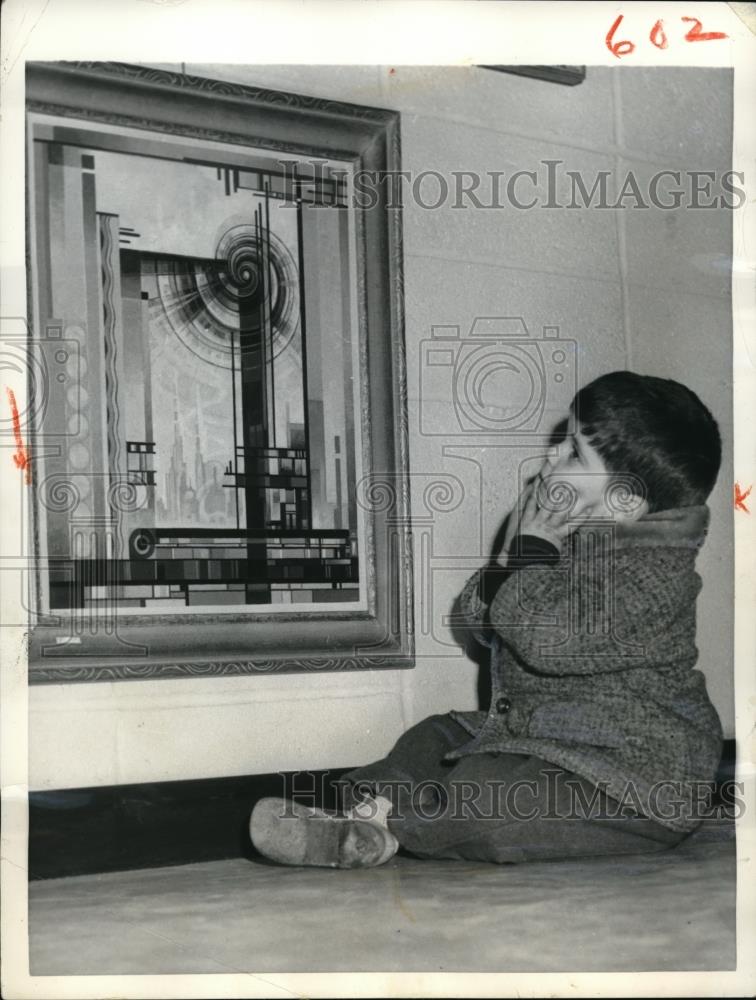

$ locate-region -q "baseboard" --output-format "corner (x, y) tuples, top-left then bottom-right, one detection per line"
(29, 767), (353, 881)
(29, 739), (736, 880)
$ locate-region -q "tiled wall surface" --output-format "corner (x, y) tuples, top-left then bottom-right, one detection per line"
(29, 64), (734, 788)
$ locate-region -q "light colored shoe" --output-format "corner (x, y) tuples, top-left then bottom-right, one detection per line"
(249, 798), (399, 869)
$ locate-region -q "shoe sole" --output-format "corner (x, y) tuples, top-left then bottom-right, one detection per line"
(249, 798), (396, 868)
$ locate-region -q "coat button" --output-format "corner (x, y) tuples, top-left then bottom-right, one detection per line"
(495, 696), (512, 714)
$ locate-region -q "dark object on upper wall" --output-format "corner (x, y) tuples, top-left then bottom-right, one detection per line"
(479, 65), (587, 86)
(24, 61), (412, 683)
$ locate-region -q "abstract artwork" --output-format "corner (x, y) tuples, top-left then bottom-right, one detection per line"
(25, 62), (411, 681)
(30, 121), (361, 612)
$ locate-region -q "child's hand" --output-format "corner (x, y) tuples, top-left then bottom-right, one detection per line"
(500, 476), (546, 553)
(514, 475), (579, 549)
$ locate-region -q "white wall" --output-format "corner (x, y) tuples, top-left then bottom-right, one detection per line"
(29, 64), (734, 790)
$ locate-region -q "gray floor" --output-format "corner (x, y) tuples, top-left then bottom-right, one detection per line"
(29, 820), (736, 975)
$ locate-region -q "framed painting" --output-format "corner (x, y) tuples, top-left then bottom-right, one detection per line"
(23, 61), (412, 683)
(479, 65), (587, 86)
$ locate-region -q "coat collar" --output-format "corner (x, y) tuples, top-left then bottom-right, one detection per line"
(572, 505), (710, 552)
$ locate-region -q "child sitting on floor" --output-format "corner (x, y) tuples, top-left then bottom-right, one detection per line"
(250, 371), (724, 868)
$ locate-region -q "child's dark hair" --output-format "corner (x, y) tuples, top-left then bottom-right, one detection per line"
(572, 371), (722, 513)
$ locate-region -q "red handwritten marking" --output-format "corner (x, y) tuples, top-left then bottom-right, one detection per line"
(650, 19), (669, 50)
(606, 15), (727, 57)
(6, 387), (32, 484)
(734, 483), (752, 513)
(389, 68), (396, 76)
(682, 16), (728, 42)
(606, 15), (635, 58)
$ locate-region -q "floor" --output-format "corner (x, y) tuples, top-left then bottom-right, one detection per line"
(29, 819), (736, 975)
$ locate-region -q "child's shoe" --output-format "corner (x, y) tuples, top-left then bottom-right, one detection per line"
(249, 797), (399, 869)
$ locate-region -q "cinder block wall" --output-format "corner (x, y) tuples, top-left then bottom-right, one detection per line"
(29, 65), (733, 790)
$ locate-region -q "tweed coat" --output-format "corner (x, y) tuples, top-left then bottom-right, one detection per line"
(450, 505), (723, 833)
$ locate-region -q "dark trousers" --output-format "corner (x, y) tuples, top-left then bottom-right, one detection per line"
(341, 714), (686, 864)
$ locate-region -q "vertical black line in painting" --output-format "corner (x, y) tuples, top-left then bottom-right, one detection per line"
(334, 435), (342, 537)
(32, 141), (56, 615)
(105, 530), (116, 636)
(140, 273), (155, 522)
(237, 202), (271, 602)
(73, 532), (84, 614)
(81, 532), (89, 636)
(230, 327), (240, 531)
(295, 168), (313, 529)
(100, 218), (121, 463)
(89, 529), (98, 636)
(255, 202), (269, 440)
(262, 182), (276, 450)
(337, 204), (356, 536)
(81, 168), (108, 533)
(100, 216), (123, 559)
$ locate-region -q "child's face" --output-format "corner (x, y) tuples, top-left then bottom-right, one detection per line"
(540, 420), (618, 520)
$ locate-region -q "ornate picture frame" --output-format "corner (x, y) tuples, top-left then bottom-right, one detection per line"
(24, 61), (412, 683)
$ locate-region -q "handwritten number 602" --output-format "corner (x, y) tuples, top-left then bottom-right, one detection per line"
(606, 15), (727, 58)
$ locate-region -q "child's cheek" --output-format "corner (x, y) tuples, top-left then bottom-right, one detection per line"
(543, 471), (584, 516)
(571, 477), (606, 516)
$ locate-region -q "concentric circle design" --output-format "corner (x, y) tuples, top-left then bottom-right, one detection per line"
(40, 475), (81, 514)
(453, 344), (545, 431)
(130, 528), (156, 560)
(155, 222), (301, 369)
(536, 476), (578, 515)
(356, 477), (397, 514)
(0, 342), (49, 431)
(605, 474), (647, 515)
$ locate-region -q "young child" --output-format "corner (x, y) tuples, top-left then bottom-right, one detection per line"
(250, 371), (724, 868)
